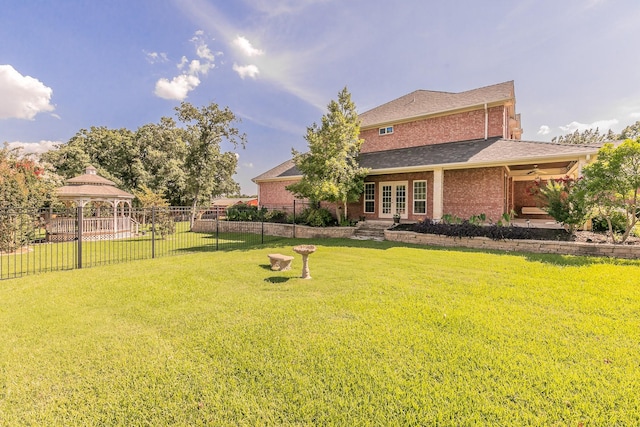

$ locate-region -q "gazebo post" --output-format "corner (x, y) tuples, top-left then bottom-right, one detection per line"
(113, 201), (118, 236)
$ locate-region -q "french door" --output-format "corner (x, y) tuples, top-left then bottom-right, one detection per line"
(379, 182), (407, 219)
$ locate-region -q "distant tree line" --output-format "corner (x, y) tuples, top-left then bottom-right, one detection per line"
(41, 102), (246, 217)
(552, 120), (640, 144)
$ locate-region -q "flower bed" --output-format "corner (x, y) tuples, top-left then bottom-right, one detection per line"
(385, 227), (640, 259)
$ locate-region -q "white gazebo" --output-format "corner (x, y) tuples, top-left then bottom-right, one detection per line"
(48, 166), (138, 241)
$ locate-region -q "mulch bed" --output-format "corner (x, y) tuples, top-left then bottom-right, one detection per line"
(393, 223), (640, 245)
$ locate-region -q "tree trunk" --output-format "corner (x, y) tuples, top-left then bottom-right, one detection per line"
(342, 200), (348, 223)
(189, 188), (200, 231)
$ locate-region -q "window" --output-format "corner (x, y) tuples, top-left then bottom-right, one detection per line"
(364, 183), (375, 213)
(378, 126), (394, 135)
(413, 180), (427, 214)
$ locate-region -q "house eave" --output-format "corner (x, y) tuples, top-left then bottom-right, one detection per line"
(364, 151), (598, 176)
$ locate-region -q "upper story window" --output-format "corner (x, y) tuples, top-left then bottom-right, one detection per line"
(378, 126), (394, 136)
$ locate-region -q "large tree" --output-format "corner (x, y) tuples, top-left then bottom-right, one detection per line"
(135, 117), (188, 205)
(287, 87), (369, 223)
(175, 102), (246, 229)
(0, 146), (58, 251)
(581, 138), (640, 243)
(41, 126), (138, 189)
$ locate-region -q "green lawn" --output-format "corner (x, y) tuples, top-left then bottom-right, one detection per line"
(1, 239), (639, 426)
(0, 221), (281, 279)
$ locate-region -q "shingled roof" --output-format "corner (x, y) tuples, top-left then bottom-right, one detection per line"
(359, 81), (515, 128)
(254, 138), (602, 181)
(57, 166), (134, 200)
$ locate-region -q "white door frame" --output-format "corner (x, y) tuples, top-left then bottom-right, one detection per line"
(379, 181), (408, 219)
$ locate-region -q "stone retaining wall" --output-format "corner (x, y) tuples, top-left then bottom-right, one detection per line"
(385, 230), (640, 260)
(192, 220), (355, 239)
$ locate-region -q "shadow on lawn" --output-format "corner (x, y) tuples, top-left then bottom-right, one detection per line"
(177, 232), (640, 268)
(264, 276), (291, 284)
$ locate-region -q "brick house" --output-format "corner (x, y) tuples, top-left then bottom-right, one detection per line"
(253, 81), (602, 222)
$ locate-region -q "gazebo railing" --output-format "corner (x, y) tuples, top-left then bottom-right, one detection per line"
(48, 216), (136, 238)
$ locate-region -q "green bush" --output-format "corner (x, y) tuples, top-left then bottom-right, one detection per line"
(295, 207), (336, 227)
(226, 204), (266, 222)
(264, 209), (289, 224)
(591, 211), (627, 234)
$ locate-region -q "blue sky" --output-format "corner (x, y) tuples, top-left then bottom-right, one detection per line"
(2, 0), (640, 194)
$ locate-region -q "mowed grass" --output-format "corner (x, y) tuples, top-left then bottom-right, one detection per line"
(0, 239), (639, 426)
(0, 221), (279, 278)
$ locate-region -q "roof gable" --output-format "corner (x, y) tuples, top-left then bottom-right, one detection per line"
(360, 81), (515, 128)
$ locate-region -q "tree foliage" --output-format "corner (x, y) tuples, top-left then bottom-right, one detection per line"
(551, 127), (617, 145)
(286, 87), (369, 223)
(529, 177), (589, 233)
(0, 147), (58, 251)
(581, 138), (640, 243)
(551, 120), (640, 145)
(175, 102), (246, 229)
(40, 102), (245, 213)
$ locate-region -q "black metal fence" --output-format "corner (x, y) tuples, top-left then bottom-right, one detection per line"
(0, 206), (292, 280)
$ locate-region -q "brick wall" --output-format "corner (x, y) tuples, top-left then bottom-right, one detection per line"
(443, 167), (505, 221)
(258, 180), (301, 208)
(513, 180), (542, 217)
(361, 106), (505, 153)
(348, 172), (434, 221)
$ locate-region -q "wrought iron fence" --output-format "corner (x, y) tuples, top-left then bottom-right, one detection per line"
(0, 206), (292, 280)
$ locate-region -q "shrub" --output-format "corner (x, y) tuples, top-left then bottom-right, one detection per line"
(406, 218), (569, 241)
(591, 210), (627, 234)
(226, 204), (266, 222)
(529, 177), (588, 233)
(295, 207), (336, 227)
(264, 209), (289, 224)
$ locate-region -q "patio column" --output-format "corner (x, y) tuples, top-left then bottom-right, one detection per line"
(433, 168), (444, 220)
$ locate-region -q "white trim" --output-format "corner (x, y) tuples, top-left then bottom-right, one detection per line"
(412, 180), (427, 215)
(433, 169), (444, 220)
(363, 182), (375, 214)
(379, 181), (408, 219)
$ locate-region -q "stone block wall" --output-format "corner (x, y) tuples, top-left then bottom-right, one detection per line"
(385, 229), (640, 260)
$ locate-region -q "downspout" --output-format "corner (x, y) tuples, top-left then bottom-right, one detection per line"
(484, 103), (488, 140)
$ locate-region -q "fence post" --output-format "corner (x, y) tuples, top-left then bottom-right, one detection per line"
(293, 200), (296, 239)
(215, 214), (219, 251)
(151, 207), (156, 259)
(77, 205), (83, 269)
(261, 220), (264, 245)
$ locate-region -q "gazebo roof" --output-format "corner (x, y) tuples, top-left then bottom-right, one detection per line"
(56, 166), (134, 202)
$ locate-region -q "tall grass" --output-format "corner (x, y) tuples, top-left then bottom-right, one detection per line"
(1, 239), (639, 425)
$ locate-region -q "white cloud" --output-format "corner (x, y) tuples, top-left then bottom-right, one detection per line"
(0, 65), (55, 120)
(5, 140), (60, 155)
(233, 36), (264, 57)
(154, 74), (201, 100)
(153, 31), (218, 101)
(145, 51), (168, 64)
(242, 162), (254, 168)
(630, 112), (640, 119)
(188, 59), (212, 75)
(233, 63), (260, 79)
(537, 125), (550, 135)
(559, 119), (619, 133)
